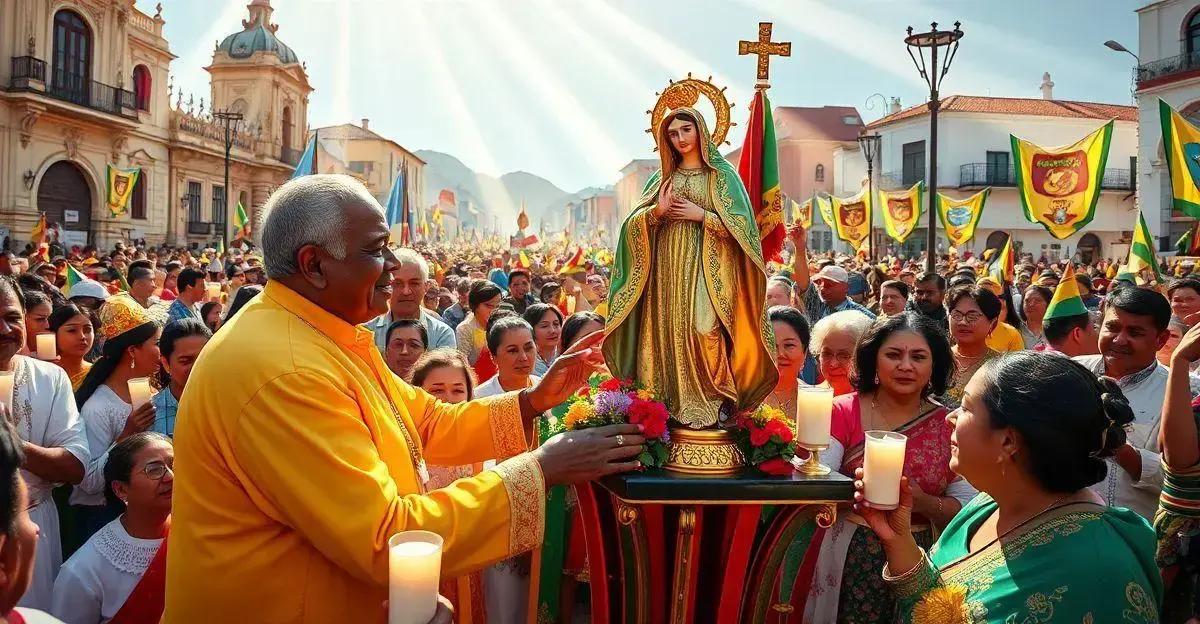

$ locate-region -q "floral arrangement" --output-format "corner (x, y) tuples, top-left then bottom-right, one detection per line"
(560, 375), (672, 468)
(736, 404), (798, 476)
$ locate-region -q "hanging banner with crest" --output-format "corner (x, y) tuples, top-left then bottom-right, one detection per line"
(830, 186), (872, 247)
(878, 182), (925, 243)
(788, 196), (813, 229)
(1011, 121), (1113, 239)
(106, 165), (141, 217)
(1159, 99), (1200, 218)
(937, 188), (990, 247)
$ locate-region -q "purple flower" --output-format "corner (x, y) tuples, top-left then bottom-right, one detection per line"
(659, 429), (671, 444)
(594, 390), (633, 418)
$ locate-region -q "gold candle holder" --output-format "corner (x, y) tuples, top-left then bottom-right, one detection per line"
(796, 443), (831, 476)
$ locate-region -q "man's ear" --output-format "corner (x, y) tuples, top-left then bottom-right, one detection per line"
(295, 244), (328, 289)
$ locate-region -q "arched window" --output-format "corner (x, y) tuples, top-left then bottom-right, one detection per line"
(281, 106), (293, 153)
(1188, 10), (1200, 55)
(52, 10), (92, 105)
(130, 171), (146, 220)
(815, 163), (825, 182)
(132, 65), (151, 111)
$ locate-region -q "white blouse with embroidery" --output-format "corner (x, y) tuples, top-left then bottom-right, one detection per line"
(50, 518), (163, 624)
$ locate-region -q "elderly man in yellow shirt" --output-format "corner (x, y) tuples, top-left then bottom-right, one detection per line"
(164, 174), (644, 624)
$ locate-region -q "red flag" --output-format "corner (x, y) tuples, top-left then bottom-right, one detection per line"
(736, 89), (785, 262)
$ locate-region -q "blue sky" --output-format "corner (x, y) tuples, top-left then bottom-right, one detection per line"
(145, 0), (1142, 191)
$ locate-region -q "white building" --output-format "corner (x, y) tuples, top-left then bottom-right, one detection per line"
(1135, 0), (1200, 249)
(853, 85), (1137, 264)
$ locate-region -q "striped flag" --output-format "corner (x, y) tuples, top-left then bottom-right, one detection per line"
(737, 89), (784, 262)
(233, 202), (251, 241)
(557, 246), (585, 275)
(383, 169), (405, 243)
(517, 250), (531, 269)
(64, 264), (86, 296)
(1160, 99), (1200, 218)
(988, 237), (1015, 284)
(1128, 211), (1165, 284)
(30, 213), (47, 245)
(290, 134), (317, 179)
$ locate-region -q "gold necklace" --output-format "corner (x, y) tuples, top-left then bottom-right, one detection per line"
(867, 393), (928, 431)
(971, 494), (1072, 554)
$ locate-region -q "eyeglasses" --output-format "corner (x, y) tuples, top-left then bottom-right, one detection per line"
(818, 350), (854, 363)
(142, 460), (173, 481)
(950, 311), (985, 325)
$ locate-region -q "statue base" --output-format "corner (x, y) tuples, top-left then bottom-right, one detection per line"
(664, 426), (745, 475)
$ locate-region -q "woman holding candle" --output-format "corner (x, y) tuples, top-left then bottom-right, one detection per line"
(0, 276), (88, 612)
(797, 312), (973, 623)
(1019, 285), (1052, 350)
(71, 294), (161, 540)
(942, 285), (1003, 408)
(51, 432), (173, 624)
(854, 351), (1162, 622)
(49, 304), (95, 390)
(523, 303), (563, 377)
(809, 310), (873, 397)
(21, 291), (52, 356)
(151, 319), (211, 439)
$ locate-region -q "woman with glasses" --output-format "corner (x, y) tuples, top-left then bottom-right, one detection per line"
(51, 432), (173, 624)
(809, 310), (874, 396)
(943, 284), (1003, 408)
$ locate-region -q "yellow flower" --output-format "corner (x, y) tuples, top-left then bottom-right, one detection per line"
(757, 405), (786, 424)
(636, 389), (653, 401)
(564, 401), (595, 429)
(911, 585), (970, 624)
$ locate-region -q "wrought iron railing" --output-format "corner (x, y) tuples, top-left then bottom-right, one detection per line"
(1136, 51), (1200, 85)
(187, 221), (212, 236)
(10, 56), (45, 83)
(10, 58), (137, 119)
(958, 163), (1133, 190)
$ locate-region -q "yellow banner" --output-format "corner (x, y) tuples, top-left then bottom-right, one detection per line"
(1012, 121), (1113, 239)
(816, 195), (835, 229)
(789, 197), (813, 229)
(878, 182), (924, 243)
(937, 188), (990, 247)
(106, 165), (141, 217)
(831, 186), (872, 247)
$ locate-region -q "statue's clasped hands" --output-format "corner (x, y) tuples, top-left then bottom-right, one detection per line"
(654, 180), (704, 223)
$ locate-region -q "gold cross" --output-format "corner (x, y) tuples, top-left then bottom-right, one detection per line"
(739, 22), (791, 82)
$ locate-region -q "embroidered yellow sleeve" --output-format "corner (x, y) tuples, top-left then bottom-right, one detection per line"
(491, 452), (546, 556)
(486, 391), (528, 459)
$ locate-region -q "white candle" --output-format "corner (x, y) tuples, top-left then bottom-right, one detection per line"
(0, 370), (13, 415)
(389, 531), (443, 624)
(35, 333), (56, 360)
(863, 431), (908, 510)
(795, 386), (833, 447)
(128, 377), (153, 411)
(205, 282), (222, 300)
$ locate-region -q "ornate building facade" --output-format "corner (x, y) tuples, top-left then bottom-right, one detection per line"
(0, 0), (310, 250)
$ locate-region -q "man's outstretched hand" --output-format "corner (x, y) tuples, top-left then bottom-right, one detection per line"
(526, 330), (606, 412)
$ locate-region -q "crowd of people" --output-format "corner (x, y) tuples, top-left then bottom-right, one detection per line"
(0, 171), (1198, 623)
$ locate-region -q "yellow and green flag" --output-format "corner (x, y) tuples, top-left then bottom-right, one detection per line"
(936, 189), (989, 246)
(105, 165), (141, 217)
(736, 89), (784, 261)
(830, 186), (872, 248)
(988, 236), (1015, 284)
(63, 264), (86, 296)
(878, 181), (924, 243)
(815, 194), (835, 229)
(1011, 121), (1113, 239)
(790, 197), (813, 229)
(1159, 99), (1200, 218)
(1128, 210), (1165, 284)
(1044, 263), (1088, 320)
(233, 202), (251, 241)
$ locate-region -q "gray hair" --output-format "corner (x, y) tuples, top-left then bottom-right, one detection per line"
(393, 248), (430, 281)
(810, 310), (874, 356)
(258, 174), (382, 279)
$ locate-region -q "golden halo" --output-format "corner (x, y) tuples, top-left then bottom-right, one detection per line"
(646, 73), (735, 151)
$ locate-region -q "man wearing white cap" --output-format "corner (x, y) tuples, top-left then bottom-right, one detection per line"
(801, 265), (875, 324)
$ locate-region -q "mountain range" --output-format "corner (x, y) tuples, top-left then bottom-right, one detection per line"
(417, 150), (608, 231)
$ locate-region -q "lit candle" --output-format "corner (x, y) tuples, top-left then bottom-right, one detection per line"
(35, 333), (57, 360)
(205, 282), (222, 301)
(128, 377), (153, 411)
(388, 531), (443, 624)
(795, 386), (833, 447)
(863, 431), (908, 510)
(0, 370), (13, 415)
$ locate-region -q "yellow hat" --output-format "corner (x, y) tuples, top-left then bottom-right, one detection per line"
(975, 276), (1003, 296)
(97, 294), (155, 340)
(82, 257), (99, 266)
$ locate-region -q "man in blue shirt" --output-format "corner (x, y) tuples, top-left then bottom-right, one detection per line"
(801, 265), (876, 324)
(367, 248), (455, 352)
(167, 267), (206, 323)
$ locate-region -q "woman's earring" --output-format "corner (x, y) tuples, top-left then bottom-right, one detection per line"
(874, 374), (880, 385)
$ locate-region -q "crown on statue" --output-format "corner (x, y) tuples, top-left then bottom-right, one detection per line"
(646, 73), (735, 151)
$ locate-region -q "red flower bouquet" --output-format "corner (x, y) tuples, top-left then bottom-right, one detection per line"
(736, 405), (798, 476)
(559, 374), (671, 468)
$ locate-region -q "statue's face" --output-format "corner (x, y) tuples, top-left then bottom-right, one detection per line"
(666, 118), (698, 158)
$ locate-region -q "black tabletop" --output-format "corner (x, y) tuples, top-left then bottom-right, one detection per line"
(596, 467), (854, 504)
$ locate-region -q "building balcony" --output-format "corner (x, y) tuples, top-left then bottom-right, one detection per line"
(9, 57), (137, 119)
(958, 163), (1133, 191)
(187, 221), (213, 236)
(280, 146), (302, 167)
(1135, 51), (1200, 89)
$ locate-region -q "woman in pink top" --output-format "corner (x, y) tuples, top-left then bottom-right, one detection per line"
(791, 312), (976, 624)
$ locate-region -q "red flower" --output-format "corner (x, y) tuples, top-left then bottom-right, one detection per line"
(749, 425), (772, 447)
(628, 399), (668, 439)
(765, 419), (793, 444)
(758, 458), (794, 476)
(598, 377), (622, 392)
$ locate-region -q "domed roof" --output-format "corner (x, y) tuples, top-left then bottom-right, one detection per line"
(216, 1), (299, 65)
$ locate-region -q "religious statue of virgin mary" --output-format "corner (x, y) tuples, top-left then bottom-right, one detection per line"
(603, 104), (777, 429)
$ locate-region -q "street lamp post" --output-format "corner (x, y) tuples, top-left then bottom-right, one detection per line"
(858, 133), (882, 263)
(213, 108), (244, 253)
(905, 21), (963, 275)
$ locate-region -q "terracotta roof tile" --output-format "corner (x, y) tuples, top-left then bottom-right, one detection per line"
(864, 95), (1136, 129)
(774, 106), (865, 142)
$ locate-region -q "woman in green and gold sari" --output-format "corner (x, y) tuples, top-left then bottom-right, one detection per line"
(855, 352), (1162, 623)
(603, 107), (776, 429)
